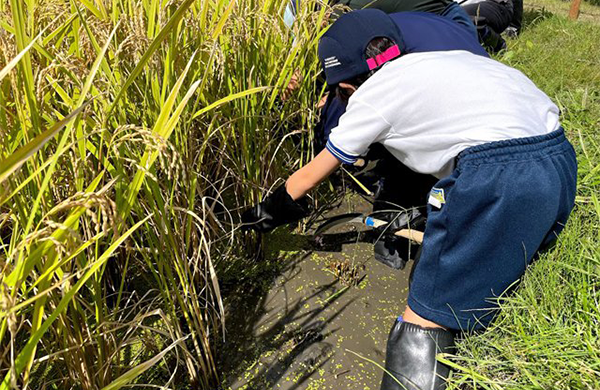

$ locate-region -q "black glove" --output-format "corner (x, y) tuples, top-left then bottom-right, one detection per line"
(241, 185), (310, 233)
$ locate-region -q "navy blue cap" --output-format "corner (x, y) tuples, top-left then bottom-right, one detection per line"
(318, 9), (406, 85)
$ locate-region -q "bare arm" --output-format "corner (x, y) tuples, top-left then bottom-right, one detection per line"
(285, 148), (342, 200)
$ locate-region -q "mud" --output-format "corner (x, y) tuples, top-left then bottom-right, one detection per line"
(220, 194), (417, 390)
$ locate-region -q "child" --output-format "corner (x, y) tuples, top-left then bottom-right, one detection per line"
(460, 0), (521, 52)
(243, 9), (577, 390)
(313, 9), (488, 270)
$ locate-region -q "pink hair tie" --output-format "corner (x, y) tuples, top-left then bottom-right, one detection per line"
(366, 45), (401, 70)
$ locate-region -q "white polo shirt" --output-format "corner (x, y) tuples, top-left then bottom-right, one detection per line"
(326, 50), (560, 178)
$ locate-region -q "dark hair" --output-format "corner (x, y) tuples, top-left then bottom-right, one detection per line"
(335, 37), (396, 102)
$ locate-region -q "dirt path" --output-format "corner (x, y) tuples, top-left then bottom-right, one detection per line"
(221, 195), (418, 390)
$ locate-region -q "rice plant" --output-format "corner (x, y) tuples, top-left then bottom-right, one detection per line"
(0, 0), (326, 388)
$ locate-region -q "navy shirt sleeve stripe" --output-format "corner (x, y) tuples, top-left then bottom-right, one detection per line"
(326, 139), (359, 164)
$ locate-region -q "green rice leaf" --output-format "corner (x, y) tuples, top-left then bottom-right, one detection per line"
(0, 103), (88, 184)
(211, 0), (236, 40)
(120, 53), (199, 219)
(74, 20), (120, 168)
(4, 171), (106, 287)
(78, 0), (105, 20)
(191, 86), (271, 119)
(0, 28), (43, 82)
(100, 336), (187, 390)
(106, 0), (195, 116)
(0, 215), (151, 390)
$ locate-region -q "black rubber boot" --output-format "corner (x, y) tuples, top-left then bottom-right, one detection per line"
(374, 235), (410, 270)
(380, 319), (455, 390)
(473, 16), (507, 53)
(482, 26), (507, 53)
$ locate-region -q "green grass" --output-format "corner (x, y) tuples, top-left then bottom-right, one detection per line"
(525, 0), (600, 21)
(529, 0), (600, 19)
(447, 11), (600, 390)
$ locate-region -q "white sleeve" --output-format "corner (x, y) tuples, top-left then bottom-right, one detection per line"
(326, 98), (390, 164)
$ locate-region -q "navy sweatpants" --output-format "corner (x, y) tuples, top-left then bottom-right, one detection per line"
(408, 129), (578, 330)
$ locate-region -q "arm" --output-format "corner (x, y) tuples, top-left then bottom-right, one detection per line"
(286, 148), (342, 200)
(241, 148), (341, 232)
(243, 87), (388, 232)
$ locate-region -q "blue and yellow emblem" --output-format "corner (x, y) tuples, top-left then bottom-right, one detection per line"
(428, 187), (446, 209)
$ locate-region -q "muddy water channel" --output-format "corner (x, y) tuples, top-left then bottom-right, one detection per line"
(220, 195), (416, 389)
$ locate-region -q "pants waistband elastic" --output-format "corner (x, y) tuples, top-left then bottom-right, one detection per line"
(457, 128), (567, 166)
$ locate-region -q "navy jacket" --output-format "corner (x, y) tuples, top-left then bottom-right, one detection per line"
(390, 11), (488, 57)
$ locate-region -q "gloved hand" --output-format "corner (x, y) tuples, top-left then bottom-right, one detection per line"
(241, 184), (310, 233)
